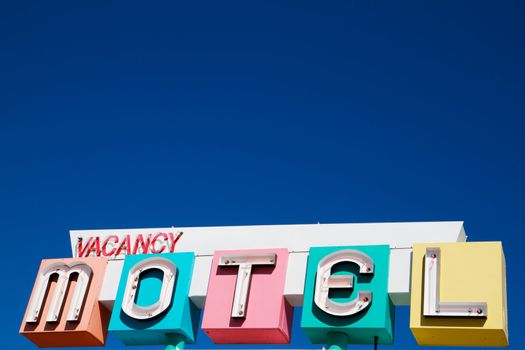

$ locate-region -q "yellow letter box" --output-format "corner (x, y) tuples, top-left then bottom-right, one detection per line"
(410, 242), (508, 347)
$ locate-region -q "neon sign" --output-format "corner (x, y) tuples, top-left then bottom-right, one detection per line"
(76, 232), (183, 258)
(26, 261), (92, 324)
(20, 222), (509, 348)
(313, 249), (374, 317)
(120, 257), (177, 320)
(217, 252), (277, 318)
(423, 247), (487, 317)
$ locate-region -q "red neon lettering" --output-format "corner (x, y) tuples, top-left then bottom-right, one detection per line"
(151, 233), (168, 253)
(77, 237), (93, 257)
(168, 232), (183, 252)
(86, 237), (101, 256)
(78, 232), (182, 257)
(132, 234), (152, 254)
(102, 235), (119, 256)
(116, 235), (131, 256)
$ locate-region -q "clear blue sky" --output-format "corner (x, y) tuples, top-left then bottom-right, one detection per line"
(1, 1), (524, 349)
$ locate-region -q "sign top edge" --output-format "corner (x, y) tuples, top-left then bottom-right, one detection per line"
(69, 221), (464, 234)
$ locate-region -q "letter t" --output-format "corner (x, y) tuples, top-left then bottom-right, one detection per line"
(218, 253), (276, 318)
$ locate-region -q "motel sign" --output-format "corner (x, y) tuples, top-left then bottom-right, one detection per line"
(20, 222), (509, 348)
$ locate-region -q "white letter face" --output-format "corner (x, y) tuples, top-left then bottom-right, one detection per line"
(26, 262), (92, 323)
(314, 249), (374, 317)
(121, 257), (177, 320)
(423, 247), (487, 317)
(218, 253), (276, 318)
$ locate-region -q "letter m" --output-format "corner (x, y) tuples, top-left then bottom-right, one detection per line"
(25, 261), (92, 323)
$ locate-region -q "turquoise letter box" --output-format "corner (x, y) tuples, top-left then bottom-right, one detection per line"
(109, 252), (199, 346)
(301, 245), (394, 346)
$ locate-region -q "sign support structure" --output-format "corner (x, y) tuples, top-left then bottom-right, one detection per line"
(327, 332), (348, 350)
(165, 334), (186, 350)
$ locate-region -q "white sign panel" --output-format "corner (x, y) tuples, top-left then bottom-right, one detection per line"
(69, 222), (467, 309)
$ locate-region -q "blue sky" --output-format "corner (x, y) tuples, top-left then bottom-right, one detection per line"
(1, 1), (524, 349)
